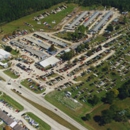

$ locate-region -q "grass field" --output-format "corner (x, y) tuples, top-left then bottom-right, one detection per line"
(47, 73), (59, 79)
(25, 112), (51, 130)
(21, 79), (45, 94)
(4, 69), (19, 79)
(0, 93), (24, 111)
(45, 91), (94, 130)
(21, 95), (79, 130)
(0, 3), (77, 36)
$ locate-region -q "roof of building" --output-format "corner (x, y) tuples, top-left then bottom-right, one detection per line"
(0, 110), (26, 130)
(34, 32), (67, 47)
(92, 11), (113, 32)
(10, 40), (48, 59)
(69, 11), (88, 29)
(83, 11), (100, 27)
(39, 56), (60, 68)
(0, 49), (11, 56)
(0, 110), (14, 125)
(24, 36), (49, 50)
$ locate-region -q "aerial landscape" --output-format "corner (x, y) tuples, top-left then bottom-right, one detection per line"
(0, 0), (130, 130)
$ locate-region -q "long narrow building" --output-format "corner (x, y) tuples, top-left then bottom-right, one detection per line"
(69, 11), (88, 29)
(34, 32), (67, 48)
(83, 11), (100, 27)
(92, 11), (113, 33)
(24, 36), (49, 50)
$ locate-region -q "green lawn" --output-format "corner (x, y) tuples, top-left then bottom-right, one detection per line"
(11, 49), (19, 55)
(47, 73), (59, 79)
(21, 95), (79, 130)
(4, 69), (19, 79)
(25, 112), (51, 130)
(21, 79), (45, 94)
(0, 93), (24, 111)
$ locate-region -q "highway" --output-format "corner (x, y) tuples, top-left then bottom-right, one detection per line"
(0, 71), (88, 130)
(0, 79), (69, 130)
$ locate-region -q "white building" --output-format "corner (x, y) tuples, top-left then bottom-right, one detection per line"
(0, 49), (11, 59)
(39, 56), (60, 68)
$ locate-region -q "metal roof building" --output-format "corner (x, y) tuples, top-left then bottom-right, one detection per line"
(39, 56), (60, 68)
(24, 36), (49, 50)
(92, 11), (113, 33)
(69, 11), (88, 29)
(0, 110), (25, 130)
(34, 32), (67, 48)
(0, 49), (11, 59)
(83, 11), (100, 27)
(10, 40), (48, 59)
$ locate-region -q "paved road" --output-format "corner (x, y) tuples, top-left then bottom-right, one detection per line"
(0, 71), (88, 130)
(0, 78), (69, 130)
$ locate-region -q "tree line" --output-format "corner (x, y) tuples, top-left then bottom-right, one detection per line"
(68, 0), (130, 11)
(0, 0), (129, 24)
(0, 0), (65, 24)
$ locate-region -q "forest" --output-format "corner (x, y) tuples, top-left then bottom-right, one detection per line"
(0, 0), (130, 24)
(69, 0), (130, 11)
(0, 0), (65, 24)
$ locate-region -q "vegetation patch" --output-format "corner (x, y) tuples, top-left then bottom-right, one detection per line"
(0, 93), (24, 111)
(4, 69), (19, 79)
(23, 112), (51, 130)
(21, 78), (45, 94)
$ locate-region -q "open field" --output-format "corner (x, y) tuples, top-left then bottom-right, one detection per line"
(25, 112), (51, 130)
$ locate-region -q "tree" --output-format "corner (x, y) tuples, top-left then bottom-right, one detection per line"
(48, 44), (56, 51)
(86, 114), (91, 120)
(101, 109), (114, 124)
(123, 16), (127, 24)
(111, 89), (119, 97)
(4, 46), (12, 52)
(106, 24), (113, 32)
(102, 91), (115, 104)
(61, 50), (75, 61)
(82, 114), (91, 121)
(115, 25), (120, 30)
(88, 95), (99, 106)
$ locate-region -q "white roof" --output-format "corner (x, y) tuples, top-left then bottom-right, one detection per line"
(10, 121), (17, 128)
(0, 49), (11, 56)
(0, 55), (4, 59)
(39, 56), (60, 68)
(64, 48), (71, 53)
(0, 62), (7, 66)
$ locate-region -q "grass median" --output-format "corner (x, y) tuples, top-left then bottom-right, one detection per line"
(0, 93), (24, 111)
(4, 69), (19, 79)
(24, 112), (51, 130)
